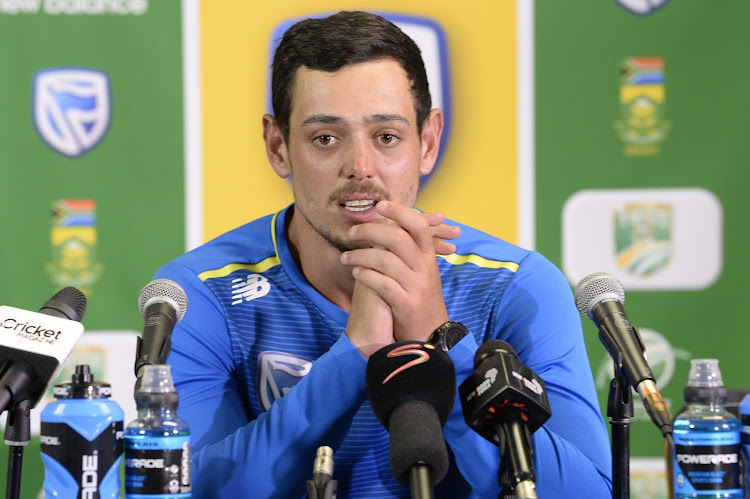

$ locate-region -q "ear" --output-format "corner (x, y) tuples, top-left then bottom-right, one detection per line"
(418, 109), (444, 176)
(263, 114), (291, 179)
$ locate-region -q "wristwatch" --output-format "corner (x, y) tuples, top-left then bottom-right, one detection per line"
(428, 321), (469, 352)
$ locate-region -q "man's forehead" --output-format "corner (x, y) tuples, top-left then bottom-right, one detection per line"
(289, 60), (417, 126)
(299, 114), (412, 128)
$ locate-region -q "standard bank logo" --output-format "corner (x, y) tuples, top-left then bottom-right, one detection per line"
(257, 351), (312, 411)
(615, 0), (670, 16)
(32, 68), (111, 157)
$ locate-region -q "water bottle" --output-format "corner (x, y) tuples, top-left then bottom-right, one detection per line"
(125, 364), (191, 498)
(673, 358), (742, 498)
(40, 364), (124, 498)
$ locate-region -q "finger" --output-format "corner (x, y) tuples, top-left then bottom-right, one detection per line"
(432, 223), (461, 241)
(375, 201), (434, 253)
(351, 265), (405, 304)
(342, 248), (409, 286)
(434, 239), (456, 256)
(422, 211), (446, 227)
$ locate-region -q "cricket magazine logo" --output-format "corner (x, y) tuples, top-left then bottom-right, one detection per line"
(32, 68), (111, 157)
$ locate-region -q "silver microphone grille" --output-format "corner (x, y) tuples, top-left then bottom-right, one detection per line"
(574, 272), (625, 320)
(137, 279), (188, 322)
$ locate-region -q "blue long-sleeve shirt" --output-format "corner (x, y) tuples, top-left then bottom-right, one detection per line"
(154, 204), (612, 498)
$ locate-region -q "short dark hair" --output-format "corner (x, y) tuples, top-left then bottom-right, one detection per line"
(271, 10), (432, 142)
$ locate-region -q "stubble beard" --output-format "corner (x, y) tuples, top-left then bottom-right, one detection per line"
(295, 180), (391, 254)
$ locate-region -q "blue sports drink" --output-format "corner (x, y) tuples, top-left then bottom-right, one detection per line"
(672, 359), (742, 498)
(40, 364), (124, 498)
(125, 364), (191, 498)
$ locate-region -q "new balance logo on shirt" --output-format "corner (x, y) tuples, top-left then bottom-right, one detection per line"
(231, 274), (270, 305)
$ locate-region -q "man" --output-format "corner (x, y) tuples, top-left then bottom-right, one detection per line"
(153, 10), (612, 497)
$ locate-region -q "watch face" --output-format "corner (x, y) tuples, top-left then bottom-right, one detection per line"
(440, 322), (468, 350)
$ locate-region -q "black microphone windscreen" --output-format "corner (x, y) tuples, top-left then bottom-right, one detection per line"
(39, 286), (87, 322)
(388, 400), (450, 486)
(474, 338), (516, 367)
(366, 341), (456, 429)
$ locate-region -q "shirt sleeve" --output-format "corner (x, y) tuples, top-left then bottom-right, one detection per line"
(155, 264), (369, 498)
(442, 251), (613, 498)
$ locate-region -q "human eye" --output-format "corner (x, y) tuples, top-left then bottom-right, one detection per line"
(313, 134), (337, 147)
(377, 133), (400, 146)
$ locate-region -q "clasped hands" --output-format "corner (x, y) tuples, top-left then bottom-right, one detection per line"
(341, 201), (460, 358)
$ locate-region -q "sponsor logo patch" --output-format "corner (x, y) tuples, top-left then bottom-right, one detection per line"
(257, 351), (312, 411)
(32, 67), (111, 157)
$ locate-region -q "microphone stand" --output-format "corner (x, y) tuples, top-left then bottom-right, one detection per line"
(4, 399), (31, 499)
(495, 417), (538, 499)
(607, 353), (632, 499)
(409, 464), (433, 499)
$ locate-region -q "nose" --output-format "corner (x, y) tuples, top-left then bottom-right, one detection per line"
(341, 136), (376, 181)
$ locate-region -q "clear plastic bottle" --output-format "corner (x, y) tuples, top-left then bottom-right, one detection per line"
(124, 364), (191, 498)
(673, 359), (742, 498)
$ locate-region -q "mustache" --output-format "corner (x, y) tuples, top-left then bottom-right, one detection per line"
(327, 181), (390, 204)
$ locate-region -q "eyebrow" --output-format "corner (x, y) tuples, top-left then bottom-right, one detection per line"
(300, 114), (411, 128)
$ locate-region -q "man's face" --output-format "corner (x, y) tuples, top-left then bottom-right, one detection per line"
(282, 59), (437, 252)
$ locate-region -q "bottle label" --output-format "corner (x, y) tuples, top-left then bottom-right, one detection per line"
(40, 421), (124, 498)
(673, 430), (742, 495)
(125, 436), (191, 497)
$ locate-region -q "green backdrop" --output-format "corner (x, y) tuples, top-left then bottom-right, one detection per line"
(0, 2), (184, 496)
(536, 0), (750, 460)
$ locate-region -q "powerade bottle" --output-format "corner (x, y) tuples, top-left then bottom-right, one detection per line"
(40, 364), (124, 498)
(673, 359), (742, 498)
(125, 364), (191, 498)
(740, 394), (750, 497)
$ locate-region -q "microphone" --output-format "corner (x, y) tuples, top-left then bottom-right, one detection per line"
(458, 339), (551, 499)
(366, 341), (455, 496)
(0, 287), (87, 413)
(574, 272), (672, 437)
(306, 446), (337, 499)
(133, 279), (188, 378)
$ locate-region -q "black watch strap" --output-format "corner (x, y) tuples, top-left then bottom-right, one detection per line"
(428, 321), (469, 352)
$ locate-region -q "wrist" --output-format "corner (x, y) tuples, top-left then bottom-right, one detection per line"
(427, 321), (469, 353)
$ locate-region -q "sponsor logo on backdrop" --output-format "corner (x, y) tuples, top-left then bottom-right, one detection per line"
(562, 188), (723, 290)
(46, 199), (104, 294)
(614, 0), (670, 16)
(0, 0), (148, 15)
(595, 327), (690, 423)
(267, 13), (451, 189)
(257, 351), (312, 411)
(615, 203), (672, 277)
(32, 67), (111, 157)
(614, 57), (671, 156)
